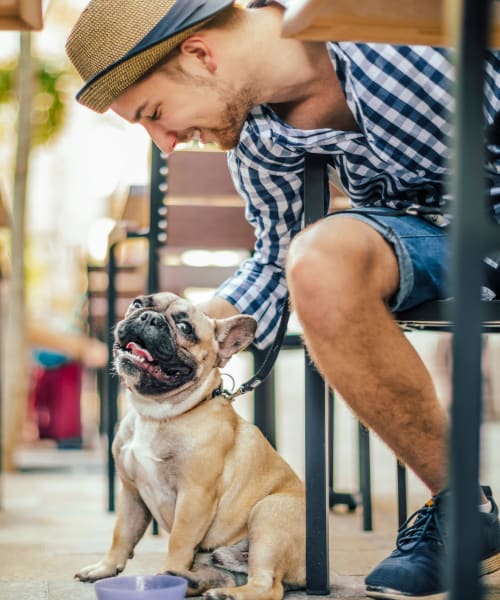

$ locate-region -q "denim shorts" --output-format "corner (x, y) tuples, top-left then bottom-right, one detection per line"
(329, 209), (450, 311)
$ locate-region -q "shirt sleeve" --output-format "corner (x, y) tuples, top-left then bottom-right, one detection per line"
(484, 49), (500, 222)
(214, 117), (306, 348)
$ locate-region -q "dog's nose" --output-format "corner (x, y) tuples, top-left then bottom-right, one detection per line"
(139, 311), (166, 328)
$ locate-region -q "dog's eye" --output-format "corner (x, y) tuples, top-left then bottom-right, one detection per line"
(131, 298), (143, 310)
(176, 321), (193, 336)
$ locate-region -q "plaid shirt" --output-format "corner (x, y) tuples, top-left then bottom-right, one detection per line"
(215, 42), (500, 348)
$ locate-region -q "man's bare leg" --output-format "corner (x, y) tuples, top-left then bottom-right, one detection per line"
(287, 216), (500, 599)
(286, 216), (448, 495)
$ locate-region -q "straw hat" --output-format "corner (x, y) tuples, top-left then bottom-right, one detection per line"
(66, 0), (234, 113)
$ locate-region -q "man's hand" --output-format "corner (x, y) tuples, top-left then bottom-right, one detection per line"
(196, 296), (240, 320)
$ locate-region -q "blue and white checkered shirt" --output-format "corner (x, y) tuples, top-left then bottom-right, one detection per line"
(215, 42), (500, 348)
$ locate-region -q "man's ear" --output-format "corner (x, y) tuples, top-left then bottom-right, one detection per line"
(214, 315), (257, 367)
(179, 36), (217, 73)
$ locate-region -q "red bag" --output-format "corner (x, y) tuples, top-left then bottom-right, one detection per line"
(31, 361), (82, 448)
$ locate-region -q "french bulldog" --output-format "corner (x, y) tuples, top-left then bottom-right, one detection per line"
(75, 292), (306, 600)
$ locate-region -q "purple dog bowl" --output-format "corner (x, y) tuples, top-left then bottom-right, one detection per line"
(94, 575), (188, 600)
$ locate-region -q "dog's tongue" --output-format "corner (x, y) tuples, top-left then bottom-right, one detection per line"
(126, 342), (154, 362)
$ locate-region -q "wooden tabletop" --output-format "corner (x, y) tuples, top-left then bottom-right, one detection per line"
(282, 0), (500, 47)
(0, 0), (43, 30)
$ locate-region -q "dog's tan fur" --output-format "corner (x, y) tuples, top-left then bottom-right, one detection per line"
(75, 292), (305, 600)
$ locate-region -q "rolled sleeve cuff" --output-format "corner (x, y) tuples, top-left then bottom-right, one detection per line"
(215, 259), (289, 349)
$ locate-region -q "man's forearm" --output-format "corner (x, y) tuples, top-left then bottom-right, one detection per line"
(196, 296), (240, 320)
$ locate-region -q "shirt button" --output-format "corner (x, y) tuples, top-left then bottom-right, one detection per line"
(417, 169), (426, 177)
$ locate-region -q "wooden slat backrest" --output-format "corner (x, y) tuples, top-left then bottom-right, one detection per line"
(163, 150), (255, 251)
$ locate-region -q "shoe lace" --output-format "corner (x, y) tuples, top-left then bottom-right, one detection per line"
(396, 498), (446, 552)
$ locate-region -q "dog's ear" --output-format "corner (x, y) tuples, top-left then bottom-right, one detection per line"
(214, 315), (257, 367)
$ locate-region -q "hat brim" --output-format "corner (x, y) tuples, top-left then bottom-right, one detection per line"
(76, 0), (233, 113)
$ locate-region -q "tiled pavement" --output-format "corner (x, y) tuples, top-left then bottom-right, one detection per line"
(0, 441), (499, 600)
(0, 459), (400, 600)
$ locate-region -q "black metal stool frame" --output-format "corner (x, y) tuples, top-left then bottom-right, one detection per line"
(301, 0), (500, 587)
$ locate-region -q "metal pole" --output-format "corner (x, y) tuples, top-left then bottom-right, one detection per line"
(358, 422), (373, 531)
(303, 154), (330, 594)
(305, 356), (330, 594)
(106, 244), (119, 512)
(148, 143), (167, 295)
(449, 0), (491, 598)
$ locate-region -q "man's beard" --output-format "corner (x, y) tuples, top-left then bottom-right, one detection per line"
(207, 86), (256, 150)
(162, 62), (257, 150)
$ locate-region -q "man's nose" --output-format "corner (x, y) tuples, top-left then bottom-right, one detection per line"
(142, 123), (177, 153)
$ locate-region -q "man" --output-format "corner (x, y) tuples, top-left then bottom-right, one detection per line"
(66, 0), (500, 597)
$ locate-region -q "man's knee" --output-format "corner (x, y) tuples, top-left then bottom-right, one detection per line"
(286, 225), (327, 299)
(286, 217), (400, 314)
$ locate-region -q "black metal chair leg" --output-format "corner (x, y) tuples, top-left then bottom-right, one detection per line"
(358, 422), (373, 531)
(397, 461), (408, 527)
(305, 356), (330, 595)
(252, 347), (276, 447)
(302, 154), (330, 595)
(106, 243), (120, 512)
(329, 390), (357, 512)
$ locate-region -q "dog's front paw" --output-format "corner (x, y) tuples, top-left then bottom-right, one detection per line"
(164, 570), (202, 595)
(75, 559), (124, 582)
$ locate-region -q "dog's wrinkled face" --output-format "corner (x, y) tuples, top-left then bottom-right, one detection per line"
(114, 292), (256, 400)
